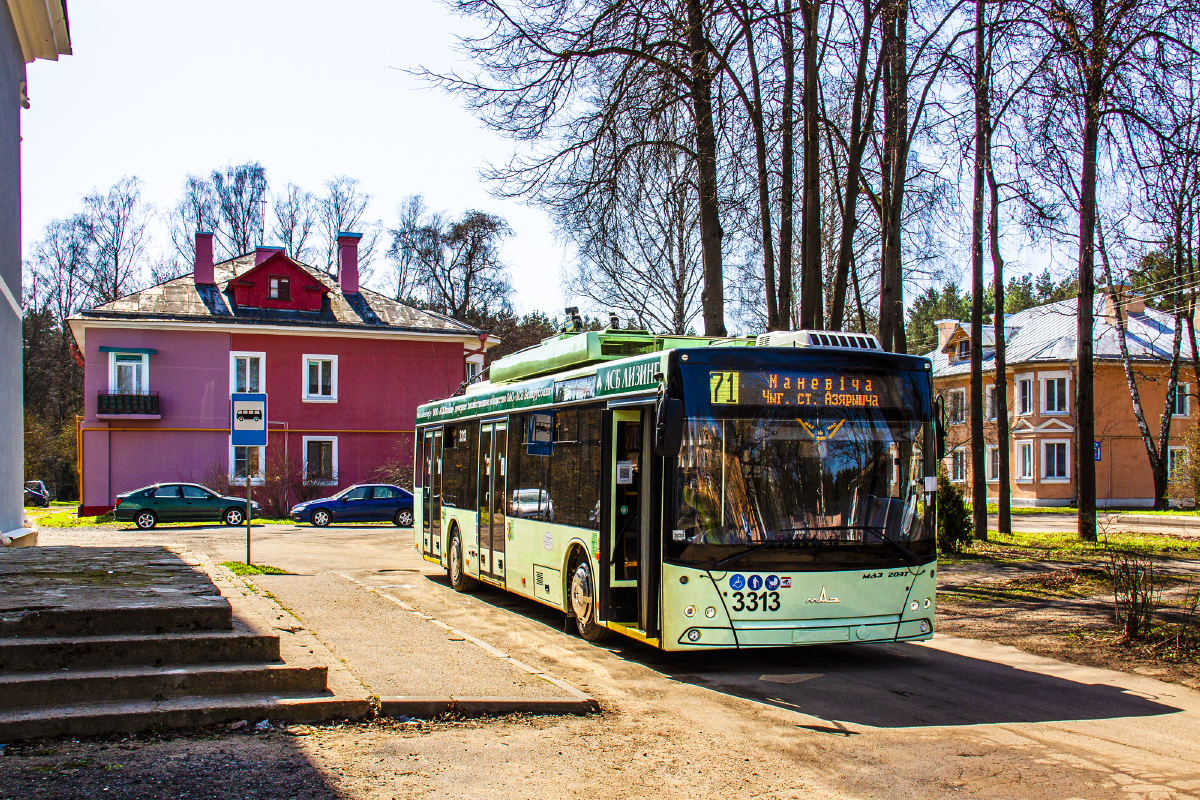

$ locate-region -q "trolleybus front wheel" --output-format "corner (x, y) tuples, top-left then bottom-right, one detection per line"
(569, 555), (614, 641)
(448, 527), (478, 593)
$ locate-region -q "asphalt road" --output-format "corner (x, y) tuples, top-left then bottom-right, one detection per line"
(36, 522), (1200, 799)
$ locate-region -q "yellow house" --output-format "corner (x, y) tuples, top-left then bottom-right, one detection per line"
(925, 294), (1196, 507)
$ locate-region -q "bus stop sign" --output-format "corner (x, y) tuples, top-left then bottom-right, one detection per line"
(231, 393), (268, 447)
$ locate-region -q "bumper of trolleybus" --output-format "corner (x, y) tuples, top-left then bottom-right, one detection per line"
(659, 562), (938, 651)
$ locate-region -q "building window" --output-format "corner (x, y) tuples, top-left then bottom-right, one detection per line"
(230, 444), (265, 483)
(1018, 441), (1034, 481)
(303, 436), (337, 483)
(303, 355), (338, 402)
(1018, 378), (1033, 416)
(108, 352), (149, 394)
(1043, 376), (1068, 414)
(986, 385), (998, 421)
(948, 389), (966, 425)
(987, 445), (1000, 482)
(1044, 440), (1070, 480)
(1169, 447), (1189, 482)
(949, 448), (966, 483)
(465, 360), (480, 382)
(231, 352), (265, 394)
(955, 341), (970, 362)
(1173, 384), (1190, 417)
(269, 276), (291, 301)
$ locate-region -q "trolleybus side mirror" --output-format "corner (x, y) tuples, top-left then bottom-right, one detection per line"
(934, 395), (947, 460)
(655, 397), (684, 457)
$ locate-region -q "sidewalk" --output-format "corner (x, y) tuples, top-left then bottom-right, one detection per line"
(988, 512), (1200, 536)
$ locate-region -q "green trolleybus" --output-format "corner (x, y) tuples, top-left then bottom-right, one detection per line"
(414, 325), (940, 651)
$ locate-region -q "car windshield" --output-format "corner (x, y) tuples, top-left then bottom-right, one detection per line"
(329, 486), (356, 500)
(667, 408), (935, 570)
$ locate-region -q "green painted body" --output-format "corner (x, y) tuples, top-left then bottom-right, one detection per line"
(414, 332), (937, 651)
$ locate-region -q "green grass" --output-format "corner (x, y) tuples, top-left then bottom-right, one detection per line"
(221, 561), (289, 575)
(982, 504), (1200, 517)
(950, 529), (1200, 561)
(33, 511), (118, 528)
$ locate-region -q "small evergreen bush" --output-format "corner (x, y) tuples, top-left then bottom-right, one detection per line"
(937, 469), (974, 554)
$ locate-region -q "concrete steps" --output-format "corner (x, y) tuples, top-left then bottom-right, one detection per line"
(0, 547), (371, 741)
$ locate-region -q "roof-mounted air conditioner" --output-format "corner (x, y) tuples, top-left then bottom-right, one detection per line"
(755, 330), (882, 351)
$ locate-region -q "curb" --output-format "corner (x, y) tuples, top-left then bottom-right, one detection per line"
(378, 695), (598, 718)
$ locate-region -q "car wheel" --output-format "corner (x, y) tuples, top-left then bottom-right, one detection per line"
(394, 508), (414, 527)
(448, 528), (478, 593)
(569, 554), (614, 641)
(311, 509), (331, 527)
(224, 507), (244, 526)
(134, 510), (158, 530)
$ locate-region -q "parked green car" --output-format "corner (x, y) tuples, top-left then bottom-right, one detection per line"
(113, 483), (260, 530)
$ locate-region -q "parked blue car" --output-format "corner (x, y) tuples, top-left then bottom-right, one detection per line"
(290, 484), (414, 528)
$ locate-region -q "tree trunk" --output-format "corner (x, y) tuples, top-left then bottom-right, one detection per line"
(877, 0), (908, 352)
(829, 0), (878, 331)
(778, 0), (796, 331)
(687, 0), (727, 337)
(798, 0), (823, 330)
(742, 5), (779, 331)
(986, 133), (1011, 535)
(969, 0), (987, 541)
(1075, 64), (1100, 541)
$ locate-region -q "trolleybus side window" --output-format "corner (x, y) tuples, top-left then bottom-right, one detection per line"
(441, 422), (477, 509)
(414, 432), (424, 489)
(509, 406), (604, 529)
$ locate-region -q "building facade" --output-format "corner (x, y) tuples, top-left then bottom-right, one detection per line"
(68, 233), (492, 516)
(2, 0), (70, 541)
(927, 295), (1197, 508)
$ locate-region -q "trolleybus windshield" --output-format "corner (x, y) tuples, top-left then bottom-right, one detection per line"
(668, 366), (935, 570)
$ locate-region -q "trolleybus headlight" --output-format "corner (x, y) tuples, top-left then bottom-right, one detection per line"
(685, 605), (696, 617)
(705, 607), (716, 618)
(686, 629), (701, 642)
(923, 598), (931, 609)
(910, 601), (919, 612)
(919, 620), (930, 634)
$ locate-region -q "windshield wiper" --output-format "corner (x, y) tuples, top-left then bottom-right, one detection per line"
(858, 526), (918, 566)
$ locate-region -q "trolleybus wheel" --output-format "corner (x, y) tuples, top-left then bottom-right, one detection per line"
(569, 554), (614, 641)
(448, 528), (478, 593)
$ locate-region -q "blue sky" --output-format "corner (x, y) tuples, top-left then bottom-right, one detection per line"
(21, 0), (568, 315)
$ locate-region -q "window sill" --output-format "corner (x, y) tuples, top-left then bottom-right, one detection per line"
(1042, 477), (1071, 483)
(1015, 478), (1035, 484)
(1042, 411), (1069, 416)
(228, 478), (266, 486)
(302, 397), (338, 404)
(97, 413), (161, 420)
(306, 479), (337, 486)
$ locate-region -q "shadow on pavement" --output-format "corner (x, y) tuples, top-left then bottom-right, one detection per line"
(434, 574), (1182, 729)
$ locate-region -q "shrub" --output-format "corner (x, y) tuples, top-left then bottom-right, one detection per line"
(1108, 546), (1160, 639)
(937, 468), (974, 554)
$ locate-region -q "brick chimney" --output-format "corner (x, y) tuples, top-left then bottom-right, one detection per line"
(255, 245), (284, 265)
(337, 232), (362, 294)
(194, 231), (215, 285)
(935, 319), (960, 350)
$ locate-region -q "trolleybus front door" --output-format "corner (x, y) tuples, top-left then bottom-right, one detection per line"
(477, 420), (508, 584)
(602, 408), (660, 637)
(422, 428), (443, 560)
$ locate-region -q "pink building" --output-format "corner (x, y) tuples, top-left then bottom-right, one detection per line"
(67, 232), (492, 516)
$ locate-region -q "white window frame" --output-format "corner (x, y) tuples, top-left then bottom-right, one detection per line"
(986, 445), (1000, 482)
(1016, 375), (1034, 416)
(949, 448), (966, 483)
(302, 435), (338, 484)
(1017, 441), (1035, 482)
(230, 351), (266, 394)
(228, 439), (265, 485)
(302, 354), (338, 403)
(1040, 371), (1070, 416)
(107, 351), (150, 394)
(1173, 383), (1190, 418)
(1169, 446), (1189, 482)
(986, 385), (998, 421)
(948, 388), (967, 425)
(1042, 439), (1071, 482)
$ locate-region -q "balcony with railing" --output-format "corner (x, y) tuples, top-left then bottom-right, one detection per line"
(96, 391), (160, 418)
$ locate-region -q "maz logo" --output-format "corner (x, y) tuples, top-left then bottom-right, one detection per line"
(805, 587), (840, 604)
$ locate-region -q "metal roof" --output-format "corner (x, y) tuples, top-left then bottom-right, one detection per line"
(926, 297), (1193, 377)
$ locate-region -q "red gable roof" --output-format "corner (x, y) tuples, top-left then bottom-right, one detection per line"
(229, 252), (328, 312)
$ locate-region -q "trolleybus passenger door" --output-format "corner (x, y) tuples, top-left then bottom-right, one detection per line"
(601, 408), (660, 636)
(423, 429), (443, 560)
(477, 420), (507, 583)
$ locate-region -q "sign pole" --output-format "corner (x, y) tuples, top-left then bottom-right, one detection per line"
(246, 470), (252, 566)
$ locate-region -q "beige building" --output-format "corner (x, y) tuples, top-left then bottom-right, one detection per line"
(926, 295), (1196, 507)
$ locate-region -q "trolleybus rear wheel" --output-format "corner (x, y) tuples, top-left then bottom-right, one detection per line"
(569, 554), (614, 641)
(448, 528), (478, 593)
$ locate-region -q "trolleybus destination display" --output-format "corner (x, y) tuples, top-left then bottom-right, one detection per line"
(707, 369), (911, 410)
